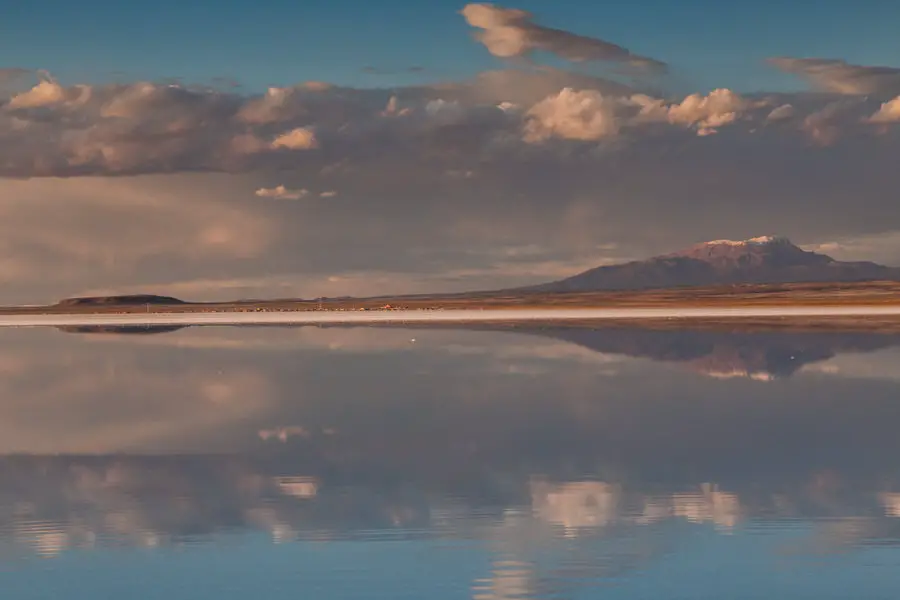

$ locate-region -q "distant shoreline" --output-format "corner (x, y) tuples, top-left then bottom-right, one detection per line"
(1, 281), (899, 326)
(4, 305), (900, 328)
(4, 280), (900, 315)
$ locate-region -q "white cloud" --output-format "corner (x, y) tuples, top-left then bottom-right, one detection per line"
(868, 96), (900, 123)
(804, 230), (900, 264)
(766, 103), (795, 121)
(666, 89), (747, 125)
(524, 88), (620, 142)
(270, 127), (318, 150)
(255, 185), (309, 200)
(7, 80), (69, 109)
(319, 190), (338, 197)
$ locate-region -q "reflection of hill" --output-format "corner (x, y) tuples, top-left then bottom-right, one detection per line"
(55, 325), (188, 335)
(530, 328), (900, 379)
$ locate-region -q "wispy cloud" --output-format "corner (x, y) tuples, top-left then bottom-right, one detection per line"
(461, 3), (667, 73)
(768, 57), (900, 96)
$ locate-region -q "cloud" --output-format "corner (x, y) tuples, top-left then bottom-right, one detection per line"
(6, 64), (897, 179)
(255, 185), (309, 200)
(1, 52), (900, 302)
(0, 68), (30, 83)
(768, 57), (900, 96)
(766, 103), (795, 121)
(522, 87), (765, 142)
(868, 96), (900, 123)
(461, 3), (666, 73)
(663, 88), (753, 128)
(270, 127), (318, 150)
(6, 80), (71, 109)
(523, 88), (620, 141)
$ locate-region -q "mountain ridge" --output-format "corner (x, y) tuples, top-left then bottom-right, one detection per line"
(514, 236), (900, 294)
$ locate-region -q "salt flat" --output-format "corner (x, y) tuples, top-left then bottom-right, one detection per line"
(2, 305), (900, 327)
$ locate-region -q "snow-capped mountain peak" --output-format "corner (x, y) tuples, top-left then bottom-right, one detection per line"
(698, 235), (787, 247)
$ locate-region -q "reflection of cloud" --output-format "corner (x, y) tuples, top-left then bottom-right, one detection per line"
(531, 480), (742, 532)
(275, 476), (319, 499)
(0, 457), (326, 557)
(800, 349), (900, 382)
(259, 426), (310, 442)
(880, 493), (900, 517)
(0, 453), (898, 566)
(702, 369), (776, 382)
(531, 480), (620, 530)
(0, 336), (275, 454)
(669, 486), (741, 530)
(472, 560), (536, 600)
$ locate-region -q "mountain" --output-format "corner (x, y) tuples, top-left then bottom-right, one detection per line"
(517, 236), (900, 293)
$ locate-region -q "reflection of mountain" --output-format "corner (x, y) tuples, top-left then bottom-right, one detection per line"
(52, 321), (900, 380)
(526, 327), (900, 380)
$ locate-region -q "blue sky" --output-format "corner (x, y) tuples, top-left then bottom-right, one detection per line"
(4, 0), (900, 92)
(3, 1), (900, 302)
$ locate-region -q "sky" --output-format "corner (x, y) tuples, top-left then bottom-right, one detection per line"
(2, 0), (900, 303)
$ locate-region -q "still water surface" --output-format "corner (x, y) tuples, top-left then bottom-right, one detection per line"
(1, 324), (900, 598)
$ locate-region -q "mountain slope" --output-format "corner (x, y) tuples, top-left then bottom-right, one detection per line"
(519, 236), (900, 293)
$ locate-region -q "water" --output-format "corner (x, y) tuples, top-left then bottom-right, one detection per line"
(1, 324), (900, 598)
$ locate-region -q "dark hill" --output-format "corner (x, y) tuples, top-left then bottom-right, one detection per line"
(55, 294), (187, 307)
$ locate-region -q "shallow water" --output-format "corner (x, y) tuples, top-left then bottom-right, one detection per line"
(1, 324), (900, 598)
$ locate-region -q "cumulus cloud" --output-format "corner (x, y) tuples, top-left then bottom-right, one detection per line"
(801, 100), (866, 145)
(523, 88), (620, 142)
(868, 96), (900, 123)
(664, 89), (752, 128)
(522, 87), (768, 142)
(461, 3), (666, 73)
(6, 80), (70, 109)
(768, 57), (900, 96)
(255, 185), (309, 200)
